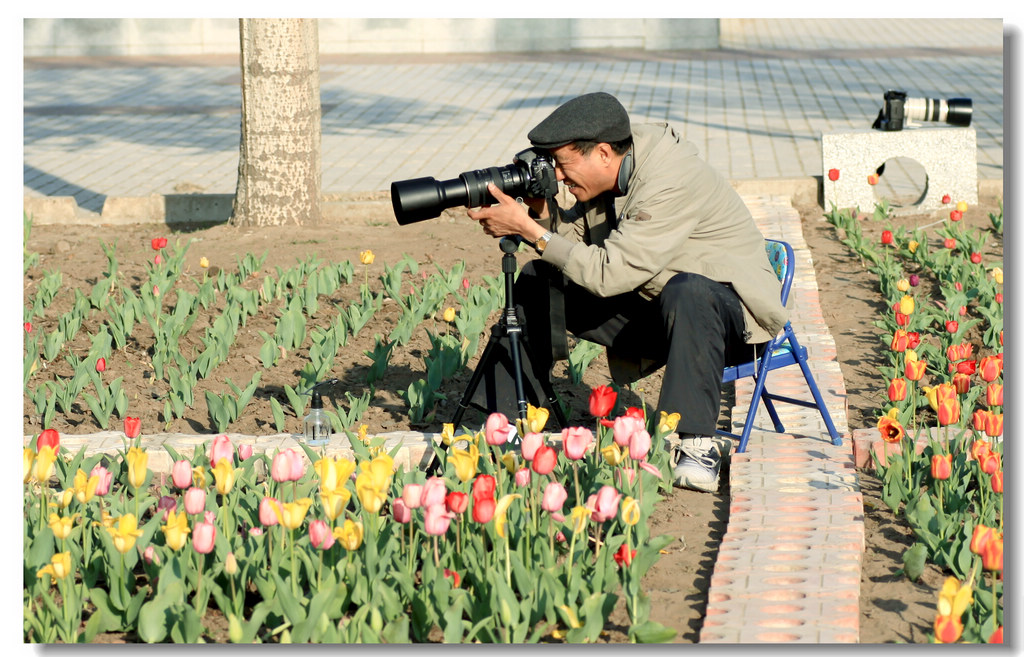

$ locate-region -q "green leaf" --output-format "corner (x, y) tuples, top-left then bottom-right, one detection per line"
(630, 619), (678, 643)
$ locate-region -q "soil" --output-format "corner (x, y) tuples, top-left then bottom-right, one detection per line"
(23, 193), (1001, 643)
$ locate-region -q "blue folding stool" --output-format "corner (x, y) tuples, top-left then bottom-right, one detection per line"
(718, 239), (842, 453)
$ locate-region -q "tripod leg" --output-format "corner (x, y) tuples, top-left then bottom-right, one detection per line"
(449, 322), (506, 429)
(518, 324), (569, 429)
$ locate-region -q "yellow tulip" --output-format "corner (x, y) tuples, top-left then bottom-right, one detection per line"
(526, 404), (549, 434)
(956, 200), (968, 213)
(36, 552), (73, 581)
(907, 240), (919, 254)
(199, 256), (210, 268)
(126, 446), (148, 489)
(270, 498), (313, 530)
(359, 249), (375, 265)
(107, 514), (144, 554)
(192, 465), (208, 488)
(621, 496), (641, 526)
(991, 267), (1003, 285)
(658, 411), (681, 434)
(73, 468), (99, 504)
(447, 445), (480, 483)
(905, 349), (919, 363)
(899, 295), (915, 315)
(162, 509), (191, 551)
(494, 493), (521, 539)
(48, 513), (80, 540)
(440, 423), (456, 446)
(896, 278), (910, 292)
(212, 458), (237, 495)
(333, 519), (364, 551)
(937, 576), (973, 618)
(56, 488), (75, 509)
(570, 506), (591, 535)
(923, 386), (939, 412)
(315, 456), (356, 493)
(501, 451), (517, 474)
(601, 443), (626, 466)
(320, 488), (352, 521)
(33, 445), (57, 483)
(355, 471), (388, 514)
(225, 552), (239, 576)
(442, 307), (456, 323)
(23, 448), (35, 484)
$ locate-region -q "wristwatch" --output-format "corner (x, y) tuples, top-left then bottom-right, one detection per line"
(535, 231), (554, 254)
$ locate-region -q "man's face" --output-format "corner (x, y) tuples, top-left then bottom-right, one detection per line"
(550, 143), (616, 202)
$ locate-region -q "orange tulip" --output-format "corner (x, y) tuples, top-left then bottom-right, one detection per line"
(980, 451), (1000, 475)
(930, 453), (952, 480)
(972, 409), (992, 432)
(933, 576), (972, 644)
(935, 384), (960, 426)
(981, 532), (1003, 571)
(877, 416), (904, 444)
(887, 378), (907, 402)
(984, 413), (1003, 438)
(970, 524), (997, 555)
(991, 470), (1003, 494)
(951, 373), (971, 395)
(934, 614), (964, 644)
(890, 329), (909, 352)
(978, 355), (1002, 382)
(986, 383), (1003, 407)
(905, 359), (928, 381)
(970, 440), (991, 462)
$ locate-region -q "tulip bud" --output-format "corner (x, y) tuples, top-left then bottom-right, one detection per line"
(908, 273), (920, 286)
(143, 545), (159, 565)
(887, 378), (908, 402)
(881, 230), (894, 245)
(225, 552), (239, 575)
(930, 454), (952, 480)
(896, 278), (910, 292)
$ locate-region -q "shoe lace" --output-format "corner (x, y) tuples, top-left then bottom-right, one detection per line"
(677, 442), (717, 469)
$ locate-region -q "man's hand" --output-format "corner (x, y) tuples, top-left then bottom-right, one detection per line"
(467, 184), (548, 242)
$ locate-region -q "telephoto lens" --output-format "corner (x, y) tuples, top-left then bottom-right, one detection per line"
(904, 97), (973, 127)
(391, 164), (528, 225)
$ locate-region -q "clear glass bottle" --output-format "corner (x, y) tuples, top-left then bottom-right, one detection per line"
(303, 389), (331, 447)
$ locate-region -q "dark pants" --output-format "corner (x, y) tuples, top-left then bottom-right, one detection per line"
(484, 261), (763, 436)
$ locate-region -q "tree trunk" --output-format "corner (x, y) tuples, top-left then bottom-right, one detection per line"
(231, 18), (321, 227)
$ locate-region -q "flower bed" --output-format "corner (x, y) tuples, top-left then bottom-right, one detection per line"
(822, 190), (1003, 644)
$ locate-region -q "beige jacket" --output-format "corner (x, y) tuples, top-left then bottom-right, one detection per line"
(538, 122), (789, 384)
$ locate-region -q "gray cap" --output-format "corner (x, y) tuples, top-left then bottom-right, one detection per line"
(528, 92), (631, 149)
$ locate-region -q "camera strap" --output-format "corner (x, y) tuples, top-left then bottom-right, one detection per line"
(545, 195), (569, 361)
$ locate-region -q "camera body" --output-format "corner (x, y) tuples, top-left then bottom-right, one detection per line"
(391, 148), (558, 225)
(873, 90), (972, 131)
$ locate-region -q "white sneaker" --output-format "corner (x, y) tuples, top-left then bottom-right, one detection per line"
(672, 435), (721, 493)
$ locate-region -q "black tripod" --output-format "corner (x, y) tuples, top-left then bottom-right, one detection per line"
(424, 236), (567, 476)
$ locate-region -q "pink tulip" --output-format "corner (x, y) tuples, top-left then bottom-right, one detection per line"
(90, 464), (112, 496)
(485, 412), (515, 446)
(309, 520), (335, 550)
(402, 483), (424, 509)
(514, 468), (531, 487)
(423, 503), (455, 536)
(541, 482), (568, 513)
(271, 449), (303, 482)
(193, 521), (216, 554)
(259, 497), (280, 526)
(639, 461), (663, 478)
(237, 444), (254, 461)
(204, 510), (217, 525)
(143, 546), (159, 565)
(209, 434), (233, 467)
(628, 429), (652, 461)
(158, 495), (177, 520)
(393, 498), (412, 524)
(561, 426), (594, 460)
(420, 477), (447, 508)
(587, 485), (622, 523)
(171, 459), (193, 489)
(184, 487), (206, 515)
(521, 432), (544, 461)
(612, 415), (645, 447)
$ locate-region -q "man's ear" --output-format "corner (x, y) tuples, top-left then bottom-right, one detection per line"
(596, 142), (615, 167)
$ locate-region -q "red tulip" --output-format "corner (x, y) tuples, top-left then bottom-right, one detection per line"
(154, 254), (162, 266)
(930, 453), (952, 480)
(867, 173), (879, 185)
(881, 230), (894, 245)
(588, 385), (617, 418)
(986, 383), (1003, 407)
(443, 568), (461, 588)
(36, 428), (60, 452)
(978, 355), (1002, 382)
(989, 627), (1003, 644)
(123, 416), (142, 439)
(887, 378), (907, 402)
(945, 320), (959, 334)
(907, 332), (921, 349)
(95, 357), (106, 372)
(894, 310), (909, 327)
(905, 359), (927, 381)
(445, 491), (468, 515)
(531, 445), (557, 475)
(472, 496), (496, 523)
(984, 413), (1003, 438)
(954, 281), (963, 292)
(613, 543), (637, 567)
(461, 278), (470, 290)
(24, 322), (32, 333)
(471, 474), (496, 502)
(995, 292), (1003, 304)
(970, 252), (982, 264)
(941, 194), (952, 204)
(955, 359), (976, 375)
(309, 519), (335, 550)
(192, 521), (216, 554)
(990, 470), (1003, 494)
(958, 305), (967, 317)
(944, 238), (957, 249)
(151, 237), (168, 250)
(949, 209), (963, 222)
(827, 168), (840, 181)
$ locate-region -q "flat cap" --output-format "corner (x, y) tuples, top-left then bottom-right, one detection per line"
(528, 92), (631, 149)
